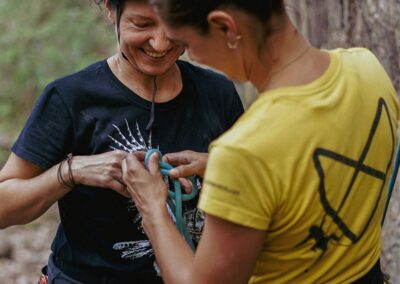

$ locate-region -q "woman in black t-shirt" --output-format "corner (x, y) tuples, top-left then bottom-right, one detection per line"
(0, 0), (243, 283)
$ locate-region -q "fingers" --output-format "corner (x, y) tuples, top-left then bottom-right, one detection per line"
(114, 149), (128, 158)
(109, 179), (131, 198)
(121, 158), (127, 176)
(169, 164), (196, 179)
(111, 150), (128, 167)
(124, 154), (146, 173)
(121, 154), (147, 185)
(147, 152), (161, 176)
(179, 178), (193, 194)
(163, 151), (191, 166)
(133, 151), (146, 162)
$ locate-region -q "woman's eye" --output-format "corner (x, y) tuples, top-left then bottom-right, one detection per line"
(132, 22), (150, 29)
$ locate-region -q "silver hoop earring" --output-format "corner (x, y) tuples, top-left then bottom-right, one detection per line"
(227, 35), (242, 49)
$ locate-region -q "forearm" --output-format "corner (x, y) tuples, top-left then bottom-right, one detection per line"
(0, 164), (70, 228)
(145, 208), (195, 284)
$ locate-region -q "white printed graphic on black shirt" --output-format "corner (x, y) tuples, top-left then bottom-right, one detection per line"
(108, 119), (205, 276)
(108, 119), (152, 152)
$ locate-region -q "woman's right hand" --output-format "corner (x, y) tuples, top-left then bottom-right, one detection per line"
(70, 150), (130, 198)
(163, 151), (208, 178)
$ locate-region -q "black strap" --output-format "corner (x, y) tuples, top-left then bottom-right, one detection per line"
(145, 77), (157, 132)
(41, 265), (48, 276)
(352, 259), (384, 284)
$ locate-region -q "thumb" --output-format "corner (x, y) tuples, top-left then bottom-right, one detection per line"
(148, 152), (161, 175)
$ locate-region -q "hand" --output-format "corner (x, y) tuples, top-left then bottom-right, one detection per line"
(122, 152), (169, 231)
(163, 151), (208, 178)
(70, 150), (130, 198)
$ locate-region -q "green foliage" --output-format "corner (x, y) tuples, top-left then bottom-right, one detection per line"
(0, 0), (115, 164)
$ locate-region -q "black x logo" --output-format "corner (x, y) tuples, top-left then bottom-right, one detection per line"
(298, 98), (396, 271)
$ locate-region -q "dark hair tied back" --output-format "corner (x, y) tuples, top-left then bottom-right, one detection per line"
(150, 0), (285, 34)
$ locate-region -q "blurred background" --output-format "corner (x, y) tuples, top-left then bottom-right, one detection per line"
(0, 0), (399, 283)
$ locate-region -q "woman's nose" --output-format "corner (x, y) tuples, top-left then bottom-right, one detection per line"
(149, 28), (170, 52)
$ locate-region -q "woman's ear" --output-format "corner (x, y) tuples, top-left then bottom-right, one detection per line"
(207, 10), (239, 43)
(104, 0), (116, 24)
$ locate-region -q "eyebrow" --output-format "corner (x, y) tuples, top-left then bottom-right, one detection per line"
(124, 12), (152, 21)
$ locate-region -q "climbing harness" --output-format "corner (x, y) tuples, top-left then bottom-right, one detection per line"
(145, 149), (199, 250)
(382, 142), (400, 225)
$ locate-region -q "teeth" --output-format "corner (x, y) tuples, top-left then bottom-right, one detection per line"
(144, 50), (168, 58)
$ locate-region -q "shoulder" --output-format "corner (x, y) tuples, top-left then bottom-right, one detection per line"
(330, 48), (395, 92)
(177, 60), (236, 91)
(177, 60), (243, 117)
(45, 60), (107, 94)
(329, 47), (383, 70)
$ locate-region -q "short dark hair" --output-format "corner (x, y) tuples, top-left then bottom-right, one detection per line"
(94, 0), (148, 11)
(150, 0), (285, 34)
(94, 0), (148, 41)
(94, 0), (121, 10)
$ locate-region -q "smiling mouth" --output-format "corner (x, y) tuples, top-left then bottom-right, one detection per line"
(143, 49), (170, 58)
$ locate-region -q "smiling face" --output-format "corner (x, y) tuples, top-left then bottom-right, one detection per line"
(109, 0), (184, 76)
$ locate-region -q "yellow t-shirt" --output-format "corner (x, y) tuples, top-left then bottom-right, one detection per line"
(198, 48), (399, 283)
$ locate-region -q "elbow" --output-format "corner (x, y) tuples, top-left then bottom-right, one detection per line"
(0, 209), (12, 229)
(0, 216), (10, 230)
(0, 214), (33, 230)
(0, 224), (8, 230)
(0, 207), (32, 230)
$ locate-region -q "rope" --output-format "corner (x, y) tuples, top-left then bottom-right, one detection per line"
(145, 149), (199, 250)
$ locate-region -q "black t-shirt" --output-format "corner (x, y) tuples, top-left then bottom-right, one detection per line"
(12, 60), (244, 283)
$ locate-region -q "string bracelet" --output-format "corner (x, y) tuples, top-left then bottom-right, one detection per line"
(57, 153), (76, 188)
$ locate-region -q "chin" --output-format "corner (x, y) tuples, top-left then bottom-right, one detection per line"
(140, 65), (174, 77)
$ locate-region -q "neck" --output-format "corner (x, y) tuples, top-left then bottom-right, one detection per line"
(108, 54), (182, 102)
(247, 17), (321, 92)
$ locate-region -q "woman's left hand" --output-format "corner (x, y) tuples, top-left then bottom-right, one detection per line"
(122, 152), (169, 231)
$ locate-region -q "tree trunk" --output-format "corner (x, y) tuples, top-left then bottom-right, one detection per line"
(286, 0), (400, 281)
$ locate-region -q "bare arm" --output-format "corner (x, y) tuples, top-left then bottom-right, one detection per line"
(0, 153), (69, 228)
(122, 153), (265, 284)
(147, 211), (265, 284)
(0, 150), (128, 229)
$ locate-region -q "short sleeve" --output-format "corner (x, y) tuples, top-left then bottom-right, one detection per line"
(12, 84), (73, 169)
(198, 145), (278, 230)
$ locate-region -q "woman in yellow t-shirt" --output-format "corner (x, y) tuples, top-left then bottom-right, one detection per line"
(122, 0), (399, 283)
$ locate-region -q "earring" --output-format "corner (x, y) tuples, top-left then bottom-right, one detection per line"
(227, 35), (242, 49)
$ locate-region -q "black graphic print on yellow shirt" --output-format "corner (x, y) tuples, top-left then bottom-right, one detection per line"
(298, 98), (396, 272)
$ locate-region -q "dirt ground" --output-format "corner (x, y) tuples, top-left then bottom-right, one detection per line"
(0, 206), (58, 284)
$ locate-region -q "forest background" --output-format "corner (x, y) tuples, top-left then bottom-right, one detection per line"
(0, 0), (399, 283)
